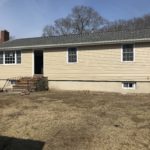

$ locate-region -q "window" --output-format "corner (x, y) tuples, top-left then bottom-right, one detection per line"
(68, 48), (77, 63)
(122, 82), (136, 89)
(5, 51), (15, 64)
(16, 51), (21, 64)
(122, 44), (134, 61)
(9, 79), (16, 85)
(0, 51), (3, 64)
(0, 51), (21, 64)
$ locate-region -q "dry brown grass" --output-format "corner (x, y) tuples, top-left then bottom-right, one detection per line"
(0, 90), (150, 150)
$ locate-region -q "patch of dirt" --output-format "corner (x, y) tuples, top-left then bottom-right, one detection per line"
(0, 91), (150, 150)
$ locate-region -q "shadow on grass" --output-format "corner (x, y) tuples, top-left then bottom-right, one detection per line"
(0, 136), (45, 150)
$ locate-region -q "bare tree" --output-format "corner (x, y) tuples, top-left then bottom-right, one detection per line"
(101, 13), (150, 32)
(70, 5), (106, 34)
(42, 5), (107, 36)
(42, 25), (58, 37)
(54, 17), (73, 35)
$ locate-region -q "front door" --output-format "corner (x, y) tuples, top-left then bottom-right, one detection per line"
(34, 50), (43, 74)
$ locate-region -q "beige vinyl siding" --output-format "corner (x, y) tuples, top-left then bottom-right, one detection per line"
(0, 50), (32, 79)
(44, 43), (150, 81)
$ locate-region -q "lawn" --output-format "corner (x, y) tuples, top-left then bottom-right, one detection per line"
(0, 90), (150, 150)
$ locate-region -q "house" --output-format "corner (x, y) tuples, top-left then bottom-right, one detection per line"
(0, 29), (150, 93)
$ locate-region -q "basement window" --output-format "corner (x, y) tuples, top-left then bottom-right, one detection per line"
(68, 48), (77, 63)
(9, 79), (16, 85)
(122, 82), (136, 89)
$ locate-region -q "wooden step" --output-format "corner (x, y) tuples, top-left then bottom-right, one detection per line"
(12, 76), (48, 92)
(15, 82), (35, 86)
(13, 85), (36, 89)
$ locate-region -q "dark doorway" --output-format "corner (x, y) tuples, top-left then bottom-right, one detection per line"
(34, 51), (43, 74)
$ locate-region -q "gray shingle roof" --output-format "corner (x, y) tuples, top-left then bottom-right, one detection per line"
(0, 28), (150, 50)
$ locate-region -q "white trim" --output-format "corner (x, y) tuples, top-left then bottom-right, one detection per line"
(3, 51), (4, 64)
(15, 51), (17, 64)
(1, 38), (150, 50)
(134, 43), (135, 62)
(122, 82), (136, 89)
(67, 47), (78, 64)
(32, 50), (34, 76)
(43, 50), (44, 75)
(121, 46), (123, 62)
(121, 44), (135, 63)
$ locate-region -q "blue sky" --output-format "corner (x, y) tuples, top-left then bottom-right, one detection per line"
(0, 0), (149, 38)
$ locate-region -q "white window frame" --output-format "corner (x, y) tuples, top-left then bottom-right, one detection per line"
(67, 47), (78, 64)
(0, 51), (21, 65)
(122, 82), (136, 89)
(121, 44), (135, 62)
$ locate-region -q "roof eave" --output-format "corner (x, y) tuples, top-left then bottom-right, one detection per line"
(0, 38), (150, 50)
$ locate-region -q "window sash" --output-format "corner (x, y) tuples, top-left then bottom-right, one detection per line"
(5, 51), (15, 64)
(122, 82), (136, 89)
(68, 48), (77, 63)
(122, 44), (134, 61)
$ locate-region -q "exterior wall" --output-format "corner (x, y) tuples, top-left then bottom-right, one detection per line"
(0, 42), (150, 93)
(0, 50), (32, 88)
(0, 80), (8, 89)
(44, 43), (150, 81)
(48, 81), (150, 93)
(44, 42), (150, 93)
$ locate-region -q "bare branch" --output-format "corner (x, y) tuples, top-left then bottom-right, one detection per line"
(42, 5), (107, 36)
